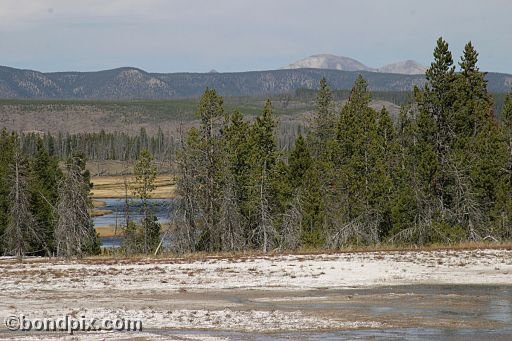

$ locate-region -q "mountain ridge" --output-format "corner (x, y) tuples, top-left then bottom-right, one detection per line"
(0, 65), (511, 100)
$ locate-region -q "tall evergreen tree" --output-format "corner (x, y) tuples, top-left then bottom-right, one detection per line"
(197, 88), (225, 251)
(330, 75), (383, 246)
(289, 134), (324, 247)
(312, 78), (336, 147)
(130, 149), (160, 254)
(29, 139), (62, 255)
(412, 37), (458, 238)
(221, 110), (252, 250)
(174, 89), (226, 252)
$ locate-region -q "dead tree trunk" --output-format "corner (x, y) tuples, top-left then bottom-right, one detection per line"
(4, 145), (41, 259)
(55, 158), (93, 258)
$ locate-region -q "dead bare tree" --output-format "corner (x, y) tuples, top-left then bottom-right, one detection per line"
(279, 193), (302, 250)
(55, 156), (95, 257)
(218, 175), (245, 251)
(171, 123), (201, 253)
(3, 143), (42, 259)
(254, 164), (277, 253)
(327, 211), (381, 249)
(388, 204), (436, 245)
(448, 158), (484, 241)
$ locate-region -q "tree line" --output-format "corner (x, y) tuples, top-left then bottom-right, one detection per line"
(1, 38), (511, 256)
(171, 38), (512, 252)
(17, 127), (176, 162)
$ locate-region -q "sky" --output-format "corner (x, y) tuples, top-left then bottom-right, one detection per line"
(0, 0), (511, 73)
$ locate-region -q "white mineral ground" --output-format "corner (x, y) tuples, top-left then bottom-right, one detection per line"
(0, 249), (511, 340)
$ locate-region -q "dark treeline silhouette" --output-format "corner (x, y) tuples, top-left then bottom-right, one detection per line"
(18, 127), (176, 162)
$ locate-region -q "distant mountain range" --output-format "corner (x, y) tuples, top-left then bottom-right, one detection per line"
(284, 54), (427, 75)
(0, 64), (510, 100)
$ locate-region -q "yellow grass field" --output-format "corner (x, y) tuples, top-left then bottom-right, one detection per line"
(91, 175), (176, 199)
(95, 226), (121, 237)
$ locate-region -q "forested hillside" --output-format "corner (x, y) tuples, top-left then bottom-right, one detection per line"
(0, 65), (511, 99)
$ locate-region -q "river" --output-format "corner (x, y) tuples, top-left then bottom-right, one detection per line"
(93, 198), (174, 247)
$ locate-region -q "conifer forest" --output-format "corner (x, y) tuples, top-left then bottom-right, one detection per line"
(1, 38), (511, 256)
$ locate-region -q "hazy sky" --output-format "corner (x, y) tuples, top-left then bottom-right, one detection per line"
(1, 0), (510, 73)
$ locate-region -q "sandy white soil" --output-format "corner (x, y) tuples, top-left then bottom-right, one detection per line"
(0, 249), (511, 339)
(1, 249), (511, 292)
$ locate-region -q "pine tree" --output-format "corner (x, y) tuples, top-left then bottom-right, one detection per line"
(330, 75), (383, 247)
(131, 149), (160, 254)
(288, 136), (325, 247)
(289, 135), (312, 189)
(412, 37), (458, 238)
(28, 139), (62, 255)
(451, 41), (492, 146)
(221, 110), (251, 250)
(312, 78), (336, 149)
(197, 88), (225, 251)
(174, 89), (226, 252)
(374, 107), (400, 238)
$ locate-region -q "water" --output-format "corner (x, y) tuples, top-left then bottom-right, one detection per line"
(93, 198), (173, 228)
(158, 328), (512, 340)
(93, 198), (174, 248)
(152, 285), (512, 340)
